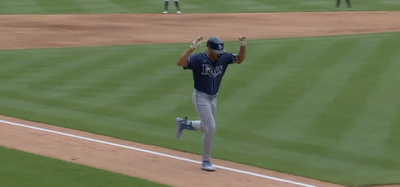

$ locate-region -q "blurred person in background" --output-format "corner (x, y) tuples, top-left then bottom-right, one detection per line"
(164, 0), (181, 14)
(337, 0), (351, 8)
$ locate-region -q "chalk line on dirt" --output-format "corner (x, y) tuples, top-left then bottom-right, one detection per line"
(0, 119), (319, 187)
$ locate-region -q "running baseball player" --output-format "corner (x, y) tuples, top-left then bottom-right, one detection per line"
(163, 0), (181, 14)
(175, 36), (247, 171)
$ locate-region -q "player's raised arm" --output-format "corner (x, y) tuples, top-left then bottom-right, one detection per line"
(177, 36), (203, 67)
(234, 36), (246, 64)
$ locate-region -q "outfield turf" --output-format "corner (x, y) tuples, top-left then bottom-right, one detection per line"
(0, 0), (399, 14)
(1, 32), (400, 186)
(0, 146), (171, 187)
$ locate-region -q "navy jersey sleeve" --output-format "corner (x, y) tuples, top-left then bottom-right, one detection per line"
(183, 54), (197, 70)
(227, 52), (238, 64)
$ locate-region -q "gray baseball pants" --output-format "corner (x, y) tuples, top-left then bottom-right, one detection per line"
(189, 89), (217, 162)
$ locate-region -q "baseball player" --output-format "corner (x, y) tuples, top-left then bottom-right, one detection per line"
(337, 0), (351, 7)
(163, 0), (181, 14)
(174, 36), (247, 171)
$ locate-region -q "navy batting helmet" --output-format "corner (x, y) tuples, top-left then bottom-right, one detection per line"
(207, 36), (225, 54)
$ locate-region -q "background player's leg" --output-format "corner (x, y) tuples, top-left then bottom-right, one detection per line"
(346, 0), (351, 7)
(174, 0), (181, 14)
(336, 0), (341, 7)
(163, 0), (169, 14)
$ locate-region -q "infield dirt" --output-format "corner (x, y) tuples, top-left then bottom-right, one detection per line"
(0, 12), (399, 49)
(0, 11), (399, 187)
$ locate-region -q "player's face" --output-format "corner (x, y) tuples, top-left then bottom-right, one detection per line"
(207, 47), (220, 61)
(210, 52), (220, 60)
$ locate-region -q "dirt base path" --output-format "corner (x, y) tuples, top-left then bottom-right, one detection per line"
(0, 11), (399, 187)
(0, 11), (399, 50)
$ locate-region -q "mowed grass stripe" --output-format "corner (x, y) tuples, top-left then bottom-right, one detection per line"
(0, 52), (45, 75)
(33, 0), (85, 13)
(72, 0), (131, 13)
(300, 0), (334, 7)
(132, 82), (193, 117)
(102, 62), (187, 111)
(183, 0), (229, 13)
(0, 49), (177, 131)
(283, 0), (336, 11)
(0, 46), (192, 129)
(272, 37), (382, 146)
(253, 40), (356, 135)
(106, 0), (151, 13)
(0, 95), (195, 151)
(0, 52), (75, 88)
(352, 0), (400, 11)
(68, 47), (174, 105)
(233, 0), (278, 11)
(23, 51), (119, 98)
(0, 78), (175, 131)
(218, 40), (335, 128)
(57, 53), (145, 101)
(108, 65), (190, 113)
(210, 129), (399, 185)
(386, 102), (400, 153)
(214, 0), (271, 12)
(4, 51), (93, 91)
(261, 38), (378, 142)
(306, 38), (398, 142)
(137, 43), (289, 117)
(386, 36), (400, 153)
(0, 89), (176, 139)
(339, 43), (400, 157)
(251, 0), (332, 12)
(0, 0), (42, 14)
(65, 49), (172, 106)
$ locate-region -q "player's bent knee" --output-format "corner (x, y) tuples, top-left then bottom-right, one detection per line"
(204, 124), (216, 135)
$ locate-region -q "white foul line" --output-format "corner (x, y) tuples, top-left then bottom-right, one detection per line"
(0, 119), (319, 187)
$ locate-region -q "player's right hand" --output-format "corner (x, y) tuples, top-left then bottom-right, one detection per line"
(190, 36), (203, 50)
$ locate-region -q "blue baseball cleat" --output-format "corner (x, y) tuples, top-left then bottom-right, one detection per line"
(175, 117), (184, 139)
(201, 160), (215, 172)
(175, 116), (195, 139)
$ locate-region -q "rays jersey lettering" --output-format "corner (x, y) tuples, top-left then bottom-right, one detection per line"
(202, 64), (223, 78)
(183, 52), (238, 95)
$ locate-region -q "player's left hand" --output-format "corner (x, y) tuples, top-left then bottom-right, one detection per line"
(239, 36), (246, 47)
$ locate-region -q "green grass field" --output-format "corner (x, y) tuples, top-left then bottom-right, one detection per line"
(1, 32), (400, 186)
(0, 0), (399, 14)
(1, 0), (400, 186)
(0, 146), (170, 187)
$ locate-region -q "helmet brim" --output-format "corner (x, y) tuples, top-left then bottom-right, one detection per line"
(212, 49), (225, 54)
